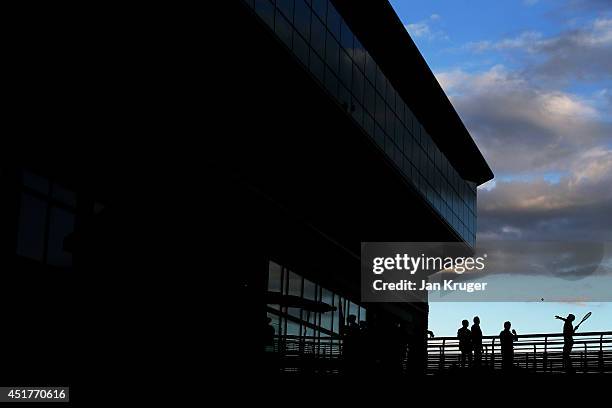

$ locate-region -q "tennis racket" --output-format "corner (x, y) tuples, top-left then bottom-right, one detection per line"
(575, 311), (592, 330)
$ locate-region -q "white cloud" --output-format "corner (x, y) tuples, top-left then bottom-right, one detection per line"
(405, 22), (431, 38)
(404, 14), (448, 41)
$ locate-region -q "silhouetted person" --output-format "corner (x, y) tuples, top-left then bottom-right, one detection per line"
(499, 321), (518, 371)
(472, 316), (483, 367)
(457, 319), (472, 368)
(342, 314), (360, 373)
(427, 330), (435, 339)
(555, 313), (576, 373)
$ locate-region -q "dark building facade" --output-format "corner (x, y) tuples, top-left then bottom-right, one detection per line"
(212, 0), (494, 374)
(1, 0), (492, 382)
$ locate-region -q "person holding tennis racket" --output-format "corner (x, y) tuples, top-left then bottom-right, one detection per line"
(555, 311), (591, 373)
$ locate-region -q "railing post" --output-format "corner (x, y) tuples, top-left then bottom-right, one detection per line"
(491, 338), (495, 369)
(441, 339), (446, 371)
(583, 342), (587, 373)
(600, 334), (604, 373)
(543, 336), (548, 372)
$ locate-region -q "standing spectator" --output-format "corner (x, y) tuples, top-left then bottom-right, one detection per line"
(457, 319), (472, 368)
(471, 316), (483, 367)
(499, 321), (518, 371)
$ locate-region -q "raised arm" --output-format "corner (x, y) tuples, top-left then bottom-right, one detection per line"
(555, 315), (567, 322)
(512, 329), (518, 341)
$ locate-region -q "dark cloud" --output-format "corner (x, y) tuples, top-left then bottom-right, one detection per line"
(465, 18), (612, 84)
(529, 18), (612, 82)
(437, 66), (612, 176)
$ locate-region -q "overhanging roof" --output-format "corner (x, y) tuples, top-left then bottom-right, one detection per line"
(332, 0), (494, 185)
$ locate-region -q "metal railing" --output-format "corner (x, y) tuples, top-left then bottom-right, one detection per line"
(427, 331), (612, 374)
(265, 331), (612, 374)
(266, 335), (343, 374)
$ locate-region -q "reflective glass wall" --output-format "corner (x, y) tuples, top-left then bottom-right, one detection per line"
(267, 260), (365, 339)
(243, 0), (477, 245)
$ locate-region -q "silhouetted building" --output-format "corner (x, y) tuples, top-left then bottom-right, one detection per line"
(212, 0), (493, 375)
(2, 0), (493, 381)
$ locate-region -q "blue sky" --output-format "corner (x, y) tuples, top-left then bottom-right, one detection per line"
(389, 0), (612, 336)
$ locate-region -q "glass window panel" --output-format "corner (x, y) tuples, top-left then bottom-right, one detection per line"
(294, 0), (311, 40)
(268, 261), (282, 292)
(406, 108), (414, 135)
(428, 137), (436, 161)
(254, 0), (275, 28)
(321, 309), (332, 331)
(311, 0), (327, 19)
(340, 20), (353, 53)
(365, 51), (376, 84)
(386, 83), (396, 112)
(351, 65), (364, 101)
(403, 128), (412, 160)
(364, 79), (375, 115)
(303, 278), (316, 300)
(385, 104), (393, 137)
(376, 66), (386, 95)
(349, 302), (359, 320)
(375, 92), (385, 128)
(332, 295), (340, 333)
(326, 3), (341, 39)
(16, 193), (47, 261)
(286, 319), (301, 335)
(394, 144), (402, 167)
(292, 32), (309, 65)
(397, 97), (406, 125)
(338, 49), (352, 87)
(276, 0), (294, 21)
(288, 271), (302, 297)
(288, 307), (301, 320)
(411, 143), (420, 168)
(275, 10), (293, 47)
(325, 31), (339, 72)
(310, 15), (326, 57)
(353, 38), (365, 70)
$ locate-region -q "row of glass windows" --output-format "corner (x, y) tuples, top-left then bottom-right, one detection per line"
(267, 261), (365, 339)
(15, 170), (106, 268)
(244, 0), (477, 245)
(17, 171), (77, 268)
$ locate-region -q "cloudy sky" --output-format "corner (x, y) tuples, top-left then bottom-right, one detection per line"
(389, 0), (612, 335)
